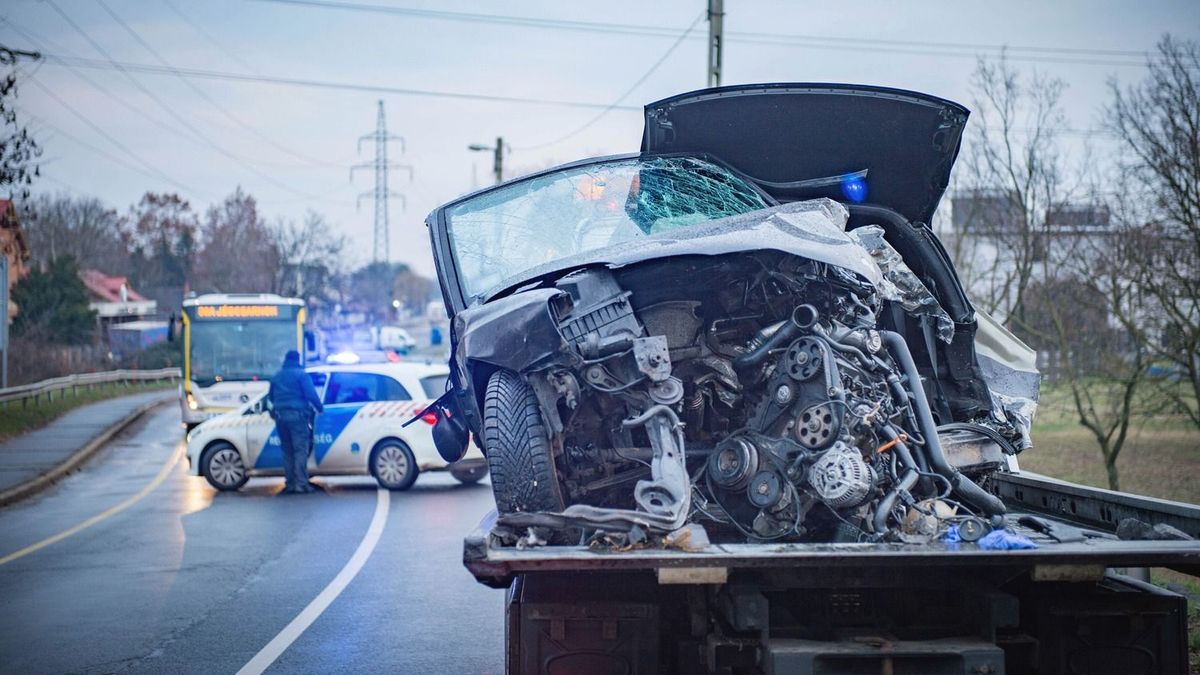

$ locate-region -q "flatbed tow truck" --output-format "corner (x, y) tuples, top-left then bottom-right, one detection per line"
(464, 471), (1200, 674)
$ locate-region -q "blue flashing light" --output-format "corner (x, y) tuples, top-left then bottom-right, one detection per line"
(840, 175), (868, 204)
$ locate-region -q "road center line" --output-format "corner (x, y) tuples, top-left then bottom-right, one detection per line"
(0, 445), (184, 566)
(236, 487), (391, 675)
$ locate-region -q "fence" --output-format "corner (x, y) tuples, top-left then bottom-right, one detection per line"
(0, 368), (180, 408)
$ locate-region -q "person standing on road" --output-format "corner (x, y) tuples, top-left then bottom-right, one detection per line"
(267, 350), (324, 494)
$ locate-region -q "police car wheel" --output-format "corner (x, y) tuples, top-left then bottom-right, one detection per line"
(370, 440), (418, 491)
(201, 443), (248, 491)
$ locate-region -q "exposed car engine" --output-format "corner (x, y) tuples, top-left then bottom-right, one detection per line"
(492, 247), (1013, 545)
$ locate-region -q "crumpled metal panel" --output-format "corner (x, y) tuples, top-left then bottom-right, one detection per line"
(849, 224), (955, 343)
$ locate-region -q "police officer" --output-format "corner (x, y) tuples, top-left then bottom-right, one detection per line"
(267, 350), (324, 493)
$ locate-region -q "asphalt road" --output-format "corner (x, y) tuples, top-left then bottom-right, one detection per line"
(0, 405), (505, 674)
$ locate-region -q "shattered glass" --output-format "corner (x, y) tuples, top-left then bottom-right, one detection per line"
(446, 156), (768, 303)
(848, 224), (955, 343)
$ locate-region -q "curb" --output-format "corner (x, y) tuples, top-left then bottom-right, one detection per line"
(0, 394), (174, 508)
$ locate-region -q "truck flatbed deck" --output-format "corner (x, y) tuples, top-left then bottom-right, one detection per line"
(464, 472), (1200, 585)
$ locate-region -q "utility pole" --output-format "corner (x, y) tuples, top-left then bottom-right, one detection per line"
(351, 100), (412, 263)
(468, 137), (505, 184)
(706, 0), (724, 88)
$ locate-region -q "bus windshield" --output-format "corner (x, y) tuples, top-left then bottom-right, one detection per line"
(189, 320), (297, 386)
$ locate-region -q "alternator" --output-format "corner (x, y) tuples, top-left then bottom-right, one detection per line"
(807, 442), (874, 509)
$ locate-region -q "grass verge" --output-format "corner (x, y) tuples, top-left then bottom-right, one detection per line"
(1021, 381), (1200, 669)
(0, 382), (175, 445)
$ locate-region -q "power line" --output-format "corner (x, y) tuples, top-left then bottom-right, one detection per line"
(515, 10), (705, 151)
(3, 18), (234, 155)
(39, 52), (1116, 140)
(96, 0), (341, 169)
(16, 90), (199, 194)
(44, 0), (335, 202)
(254, 0), (1156, 68)
(161, 0), (263, 76)
(43, 53), (645, 111)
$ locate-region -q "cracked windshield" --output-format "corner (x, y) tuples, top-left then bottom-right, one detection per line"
(446, 156), (767, 301)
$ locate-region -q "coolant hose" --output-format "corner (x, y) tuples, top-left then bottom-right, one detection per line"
(732, 305), (819, 376)
(873, 467), (918, 534)
(879, 331), (1006, 517)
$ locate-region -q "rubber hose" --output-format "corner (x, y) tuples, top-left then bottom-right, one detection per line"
(873, 468), (918, 533)
(879, 331), (1006, 517)
(732, 305), (818, 375)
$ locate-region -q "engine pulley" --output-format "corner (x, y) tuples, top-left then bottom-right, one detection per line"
(795, 402), (842, 450)
(708, 436), (759, 490)
(747, 470), (785, 509)
(785, 337), (824, 381)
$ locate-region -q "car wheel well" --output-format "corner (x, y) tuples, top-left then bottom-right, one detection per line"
(201, 438), (237, 457)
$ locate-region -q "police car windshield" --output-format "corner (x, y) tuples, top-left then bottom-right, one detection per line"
(445, 156), (767, 304)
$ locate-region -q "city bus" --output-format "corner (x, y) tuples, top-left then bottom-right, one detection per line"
(180, 293), (306, 429)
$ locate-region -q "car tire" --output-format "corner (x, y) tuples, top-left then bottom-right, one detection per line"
(201, 442), (249, 491)
(449, 462), (488, 485)
(482, 369), (567, 517)
(370, 439), (419, 491)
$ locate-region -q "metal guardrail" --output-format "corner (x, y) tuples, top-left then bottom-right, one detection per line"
(0, 368), (181, 407)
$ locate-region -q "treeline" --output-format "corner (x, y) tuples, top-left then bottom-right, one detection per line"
(948, 36), (1199, 489)
(24, 188), (340, 304)
(7, 188), (437, 384)
(22, 187), (437, 317)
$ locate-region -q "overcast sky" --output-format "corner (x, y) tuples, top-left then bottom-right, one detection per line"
(2, 0), (1197, 277)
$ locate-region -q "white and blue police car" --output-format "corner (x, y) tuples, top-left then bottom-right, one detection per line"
(185, 361), (485, 491)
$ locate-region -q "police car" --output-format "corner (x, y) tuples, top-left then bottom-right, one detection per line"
(185, 361), (486, 491)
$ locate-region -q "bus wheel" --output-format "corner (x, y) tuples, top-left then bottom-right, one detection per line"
(201, 442), (248, 491)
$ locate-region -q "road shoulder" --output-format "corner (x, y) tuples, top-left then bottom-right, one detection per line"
(0, 391), (174, 507)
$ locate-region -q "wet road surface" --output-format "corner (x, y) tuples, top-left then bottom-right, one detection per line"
(0, 405), (504, 674)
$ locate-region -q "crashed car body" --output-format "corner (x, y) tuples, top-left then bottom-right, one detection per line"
(425, 83), (1040, 544)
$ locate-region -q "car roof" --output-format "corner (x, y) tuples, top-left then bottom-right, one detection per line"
(309, 361), (448, 378)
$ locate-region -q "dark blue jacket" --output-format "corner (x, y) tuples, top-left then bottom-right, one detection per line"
(268, 363), (324, 415)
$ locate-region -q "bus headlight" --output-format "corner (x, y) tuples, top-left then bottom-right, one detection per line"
(187, 393), (199, 410)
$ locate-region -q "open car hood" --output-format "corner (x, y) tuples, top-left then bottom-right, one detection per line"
(640, 83), (969, 224)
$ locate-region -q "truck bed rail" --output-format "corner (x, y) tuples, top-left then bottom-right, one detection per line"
(464, 473), (1200, 584)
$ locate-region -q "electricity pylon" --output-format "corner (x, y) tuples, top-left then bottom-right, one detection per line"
(351, 100), (412, 263)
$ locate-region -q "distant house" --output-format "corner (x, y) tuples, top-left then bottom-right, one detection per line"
(0, 199), (31, 322)
(79, 269), (158, 321)
(80, 270), (166, 354)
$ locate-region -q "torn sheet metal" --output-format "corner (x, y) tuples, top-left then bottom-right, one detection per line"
(849, 224), (955, 343)
(974, 309), (1041, 450)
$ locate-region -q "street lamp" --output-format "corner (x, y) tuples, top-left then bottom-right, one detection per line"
(468, 137), (505, 184)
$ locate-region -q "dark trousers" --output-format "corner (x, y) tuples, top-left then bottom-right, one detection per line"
(276, 410), (313, 489)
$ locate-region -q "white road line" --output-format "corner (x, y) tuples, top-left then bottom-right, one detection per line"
(236, 488), (391, 675)
(0, 445), (184, 566)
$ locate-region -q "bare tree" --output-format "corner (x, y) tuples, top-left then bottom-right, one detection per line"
(193, 187), (279, 293)
(128, 192), (198, 290)
(953, 55), (1153, 490)
(23, 193), (131, 275)
(1038, 228), (1150, 491)
(0, 52), (40, 203)
(1106, 35), (1200, 430)
(951, 55), (1073, 325)
(270, 211), (346, 302)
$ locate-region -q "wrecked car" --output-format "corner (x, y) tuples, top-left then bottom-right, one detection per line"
(425, 83), (1040, 546)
